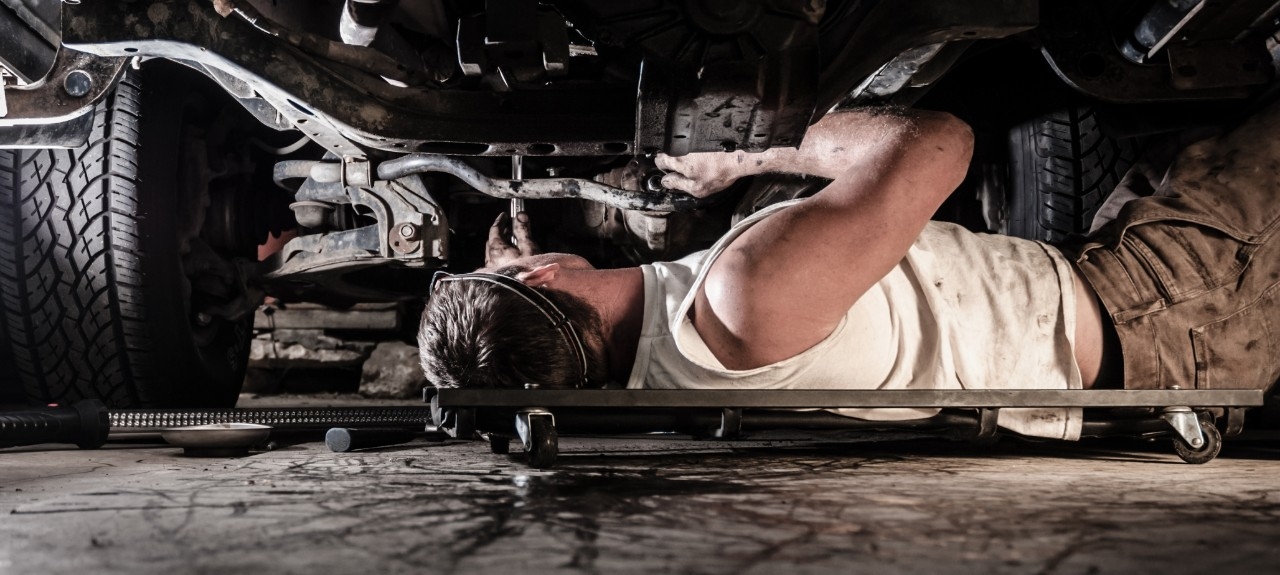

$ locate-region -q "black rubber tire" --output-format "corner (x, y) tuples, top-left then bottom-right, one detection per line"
(525, 417), (558, 469)
(1173, 422), (1222, 465)
(0, 69), (251, 408)
(1006, 107), (1138, 243)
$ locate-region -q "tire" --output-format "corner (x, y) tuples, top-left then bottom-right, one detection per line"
(0, 68), (252, 408)
(1006, 107), (1138, 242)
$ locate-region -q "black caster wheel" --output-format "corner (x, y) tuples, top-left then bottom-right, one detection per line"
(488, 435), (510, 454)
(525, 417), (558, 469)
(1173, 422), (1222, 464)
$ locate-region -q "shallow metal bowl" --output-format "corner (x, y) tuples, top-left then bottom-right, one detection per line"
(160, 423), (272, 456)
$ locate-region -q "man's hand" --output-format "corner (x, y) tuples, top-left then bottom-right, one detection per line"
(485, 211), (540, 268)
(656, 150), (766, 198)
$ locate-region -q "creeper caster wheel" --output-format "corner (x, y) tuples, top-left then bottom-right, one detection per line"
(524, 417), (558, 468)
(515, 410), (558, 469)
(1173, 421), (1221, 464)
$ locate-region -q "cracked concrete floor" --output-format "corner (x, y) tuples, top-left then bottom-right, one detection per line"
(3, 402), (1280, 575)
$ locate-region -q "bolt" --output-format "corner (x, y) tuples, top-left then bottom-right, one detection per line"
(644, 173), (666, 193)
(194, 312), (213, 326)
(398, 223), (417, 239)
(1191, 437), (1203, 447)
(63, 70), (92, 98)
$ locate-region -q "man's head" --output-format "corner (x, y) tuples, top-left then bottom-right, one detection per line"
(418, 255), (609, 390)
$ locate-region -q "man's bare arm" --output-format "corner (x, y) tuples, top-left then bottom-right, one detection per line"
(659, 108), (974, 369)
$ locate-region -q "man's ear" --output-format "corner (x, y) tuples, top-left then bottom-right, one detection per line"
(515, 263), (561, 286)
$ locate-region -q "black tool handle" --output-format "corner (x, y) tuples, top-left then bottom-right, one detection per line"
(326, 427), (419, 452)
(0, 400), (110, 449)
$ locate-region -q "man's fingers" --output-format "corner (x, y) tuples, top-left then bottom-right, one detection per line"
(488, 212), (511, 243)
(512, 212), (532, 240)
(485, 212), (518, 266)
(512, 211), (541, 256)
(661, 172), (696, 193)
(655, 154), (681, 172)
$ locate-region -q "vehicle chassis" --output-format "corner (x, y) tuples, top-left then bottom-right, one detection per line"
(426, 388), (1265, 468)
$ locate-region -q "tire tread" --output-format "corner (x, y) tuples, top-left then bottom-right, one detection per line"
(0, 77), (150, 406)
(1007, 107), (1138, 243)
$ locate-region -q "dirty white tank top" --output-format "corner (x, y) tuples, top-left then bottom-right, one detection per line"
(625, 199), (1083, 440)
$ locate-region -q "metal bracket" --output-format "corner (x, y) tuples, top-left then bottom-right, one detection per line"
(429, 393), (475, 439)
(1223, 407), (1247, 438)
(1037, 0), (1268, 102)
(266, 172), (448, 285)
(976, 407), (1000, 440)
(1162, 406), (1205, 449)
(713, 408), (743, 439)
(61, 0), (634, 156)
(515, 409), (554, 450)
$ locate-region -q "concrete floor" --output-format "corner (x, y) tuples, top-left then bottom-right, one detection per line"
(3, 397), (1280, 574)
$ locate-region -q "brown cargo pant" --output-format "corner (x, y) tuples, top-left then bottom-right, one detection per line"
(1065, 99), (1280, 392)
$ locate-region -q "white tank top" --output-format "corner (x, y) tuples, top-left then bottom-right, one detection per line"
(625, 200), (1084, 440)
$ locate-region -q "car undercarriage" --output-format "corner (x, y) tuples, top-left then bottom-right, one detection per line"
(0, 0), (1276, 407)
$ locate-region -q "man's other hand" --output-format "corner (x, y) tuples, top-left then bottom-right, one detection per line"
(656, 151), (764, 198)
(485, 211), (540, 268)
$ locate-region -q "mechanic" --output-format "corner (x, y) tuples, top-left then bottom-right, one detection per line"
(419, 103), (1280, 440)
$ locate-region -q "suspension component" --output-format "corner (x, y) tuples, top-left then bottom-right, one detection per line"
(377, 154), (703, 213)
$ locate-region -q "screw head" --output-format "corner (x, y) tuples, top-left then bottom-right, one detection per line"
(398, 223), (417, 238)
(1191, 437), (1204, 447)
(63, 70), (92, 98)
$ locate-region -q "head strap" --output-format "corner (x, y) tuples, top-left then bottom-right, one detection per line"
(431, 270), (589, 388)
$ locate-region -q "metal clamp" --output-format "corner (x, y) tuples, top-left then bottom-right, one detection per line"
(1162, 406), (1205, 449)
(342, 158), (372, 187)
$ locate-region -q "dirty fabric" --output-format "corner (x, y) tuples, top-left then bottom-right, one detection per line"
(1068, 99), (1280, 392)
(628, 200), (1083, 440)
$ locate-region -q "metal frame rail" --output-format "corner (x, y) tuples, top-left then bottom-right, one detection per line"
(426, 388), (1265, 468)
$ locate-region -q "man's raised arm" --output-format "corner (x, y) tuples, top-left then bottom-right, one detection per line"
(658, 108), (974, 370)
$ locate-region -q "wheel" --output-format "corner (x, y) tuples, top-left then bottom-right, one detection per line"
(488, 434), (511, 454)
(1173, 421), (1222, 464)
(524, 416), (558, 469)
(0, 64), (254, 408)
(1006, 107), (1139, 242)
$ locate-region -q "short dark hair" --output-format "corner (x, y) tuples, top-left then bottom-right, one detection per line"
(418, 266), (607, 389)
